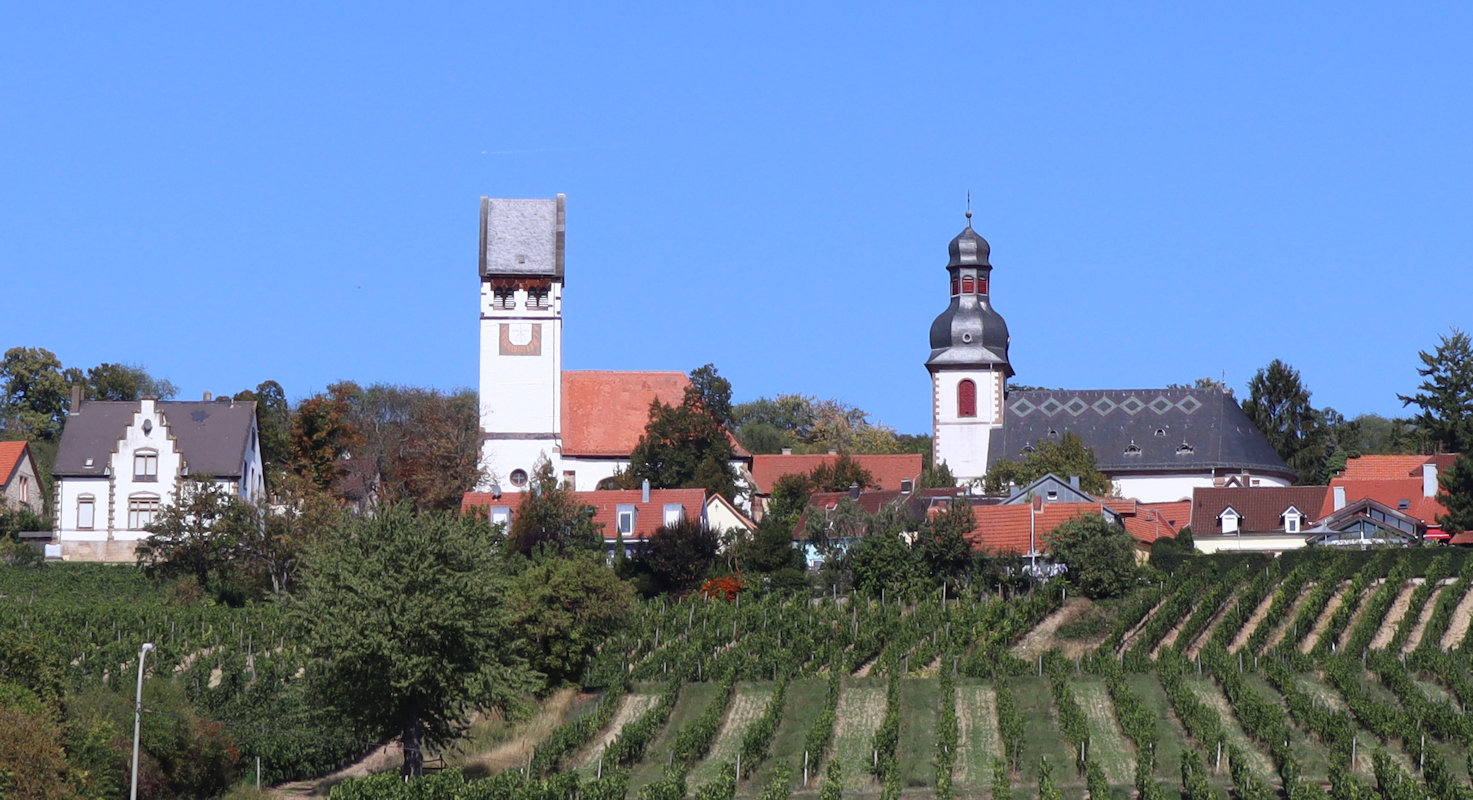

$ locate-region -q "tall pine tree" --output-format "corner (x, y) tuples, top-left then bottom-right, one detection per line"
(1398, 327), (1473, 454)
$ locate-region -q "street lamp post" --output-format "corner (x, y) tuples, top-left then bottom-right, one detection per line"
(131, 642), (155, 800)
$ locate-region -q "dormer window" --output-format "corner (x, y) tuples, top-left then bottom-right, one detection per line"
(617, 504), (637, 536)
(1397, 500), (1410, 511)
(957, 380), (977, 418)
(1155, 428), (1166, 437)
(1124, 442), (1142, 456)
(1220, 507), (1241, 534)
(134, 450), (158, 481)
(1283, 506), (1302, 534)
(1176, 442), (1195, 455)
(663, 503), (684, 526)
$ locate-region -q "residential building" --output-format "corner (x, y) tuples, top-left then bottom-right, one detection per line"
(0, 441), (42, 515)
(748, 452), (923, 521)
(51, 393), (264, 562)
(1189, 486), (1331, 553)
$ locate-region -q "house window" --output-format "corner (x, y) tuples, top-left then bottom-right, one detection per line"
(1220, 508), (1240, 534)
(1397, 499), (1410, 511)
(1046, 490), (1058, 501)
(77, 495), (95, 530)
(617, 504), (637, 536)
(509, 469), (528, 488)
(900, 478), (914, 493)
(562, 470), (577, 488)
(958, 380), (977, 418)
(490, 506), (512, 527)
(127, 495), (161, 529)
(18, 477), (28, 503)
(493, 288), (515, 309)
(663, 503), (684, 526)
(134, 450), (158, 481)
(528, 288), (550, 309)
(1283, 506), (1302, 534)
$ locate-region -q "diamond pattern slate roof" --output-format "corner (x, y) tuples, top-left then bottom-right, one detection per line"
(990, 388), (1293, 478)
(53, 400), (257, 478)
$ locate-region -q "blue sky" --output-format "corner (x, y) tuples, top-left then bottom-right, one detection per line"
(3, 3), (1469, 435)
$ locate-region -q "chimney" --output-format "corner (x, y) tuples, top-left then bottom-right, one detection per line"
(641, 479), (650, 504)
(203, 390), (213, 402)
(848, 483), (861, 501)
(1424, 463), (1439, 498)
(1069, 475), (1080, 489)
(1333, 485), (1346, 511)
(781, 447), (792, 455)
(70, 385), (83, 413)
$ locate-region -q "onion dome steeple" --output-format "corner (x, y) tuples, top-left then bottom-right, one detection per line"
(926, 211), (1012, 376)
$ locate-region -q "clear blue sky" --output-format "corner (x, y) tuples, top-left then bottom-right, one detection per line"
(4, 3), (1469, 435)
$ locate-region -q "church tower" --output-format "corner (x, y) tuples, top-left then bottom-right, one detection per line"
(926, 211), (1012, 484)
(478, 195), (565, 491)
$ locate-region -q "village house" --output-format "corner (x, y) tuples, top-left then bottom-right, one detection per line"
(747, 452), (924, 521)
(50, 391), (264, 562)
(0, 440), (42, 515)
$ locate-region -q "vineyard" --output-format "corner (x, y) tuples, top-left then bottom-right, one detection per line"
(10, 549), (1473, 799)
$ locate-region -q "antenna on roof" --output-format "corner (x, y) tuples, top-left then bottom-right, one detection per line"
(965, 192), (973, 227)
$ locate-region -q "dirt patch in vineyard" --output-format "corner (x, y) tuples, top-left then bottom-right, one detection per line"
(1370, 580), (1419, 651)
(1334, 581), (1382, 653)
(1261, 583), (1316, 653)
(688, 685), (774, 785)
(1151, 599), (1199, 658)
(852, 655), (878, 678)
(1402, 581), (1453, 653)
(827, 684), (887, 793)
(1228, 592), (1277, 654)
(1117, 597), (1168, 655)
(1012, 598), (1099, 661)
(954, 684), (1001, 787)
(1300, 582), (1350, 654)
(1073, 679), (1133, 785)
(1185, 589), (1244, 659)
(272, 741), (403, 797)
(456, 688), (582, 777)
(1186, 679), (1275, 782)
(577, 693), (659, 769)
(1297, 674), (1347, 713)
(1441, 583), (1473, 650)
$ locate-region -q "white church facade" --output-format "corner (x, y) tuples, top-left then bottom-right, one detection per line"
(926, 214), (1295, 503)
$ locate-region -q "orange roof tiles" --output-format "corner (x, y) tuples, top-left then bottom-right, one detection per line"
(1129, 501), (1191, 544)
(1323, 478), (1446, 526)
(560, 371), (690, 457)
(968, 503), (1105, 556)
(0, 441), (28, 486)
(462, 487), (708, 541)
(1340, 454), (1438, 480)
(750, 453), (924, 494)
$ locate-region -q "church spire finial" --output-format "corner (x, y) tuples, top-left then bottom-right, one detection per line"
(965, 191), (972, 227)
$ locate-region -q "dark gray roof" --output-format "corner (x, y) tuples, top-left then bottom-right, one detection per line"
(479, 195), (565, 280)
(988, 388), (1294, 479)
(53, 400), (257, 478)
(947, 224), (991, 268)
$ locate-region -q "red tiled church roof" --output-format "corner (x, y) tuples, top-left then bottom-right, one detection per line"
(462, 487), (707, 541)
(560, 371), (690, 457)
(0, 441), (29, 486)
(750, 453), (924, 494)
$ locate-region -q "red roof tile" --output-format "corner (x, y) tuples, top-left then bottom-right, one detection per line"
(968, 503), (1105, 556)
(0, 441), (29, 486)
(1191, 487), (1331, 535)
(750, 453), (924, 494)
(1128, 501), (1191, 544)
(462, 487), (707, 541)
(560, 371), (690, 457)
(1323, 478), (1446, 526)
(1340, 454), (1438, 480)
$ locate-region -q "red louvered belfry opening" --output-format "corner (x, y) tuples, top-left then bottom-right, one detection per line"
(958, 379), (977, 418)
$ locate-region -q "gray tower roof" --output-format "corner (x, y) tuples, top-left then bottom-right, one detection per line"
(988, 388), (1294, 480)
(479, 195), (565, 280)
(926, 221), (1012, 375)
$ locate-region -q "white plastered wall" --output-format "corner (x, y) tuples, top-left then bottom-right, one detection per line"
(933, 369), (1004, 483)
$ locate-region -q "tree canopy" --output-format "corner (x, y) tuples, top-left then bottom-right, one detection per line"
(1045, 515), (1138, 599)
(296, 505), (536, 776)
(507, 458), (603, 559)
(982, 432), (1111, 495)
(1399, 327), (1473, 455)
(1436, 454), (1473, 534)
(1242, 359), (1325, 484)
(626, 364), (739, 500)
(0, 347), (80, 441)
(731, 393), (913, 455)
(84, 362), (177, 402)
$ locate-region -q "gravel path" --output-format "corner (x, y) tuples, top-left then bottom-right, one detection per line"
(1369, 581), (1418, 651)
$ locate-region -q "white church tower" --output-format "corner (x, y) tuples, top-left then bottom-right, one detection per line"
(478, 195), (565, 491)
(926, 211), (1012, 484)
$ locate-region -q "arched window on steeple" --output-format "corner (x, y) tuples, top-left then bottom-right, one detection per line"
(958, 380), (977, 418)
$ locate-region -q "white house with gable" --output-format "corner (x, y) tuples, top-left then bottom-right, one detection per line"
(51, 392), (264, 562)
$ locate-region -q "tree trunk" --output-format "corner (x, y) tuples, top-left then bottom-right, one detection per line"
(401, 713), (425, 777)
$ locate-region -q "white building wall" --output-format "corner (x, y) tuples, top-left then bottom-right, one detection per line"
(1111, 472), (1294, 504)
(477, 283), (562, 437)
(933, 369), (1003, 483)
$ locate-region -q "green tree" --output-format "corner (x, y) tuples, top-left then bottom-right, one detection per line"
(0, 685), (80, 800)
(765, 455), (878, 528)
(628, 365), (738, 500)
(633, 518), (720, 596)
(330, 384), (486, 512)
(0, 347), (80, 440)
(1398, 327), (1473, 454)
(740, 515), (806, 582)
(506, 557), (634, 686)
(1241, 359), (1324, 483)
(234, 380), (291, 479)
(507, 458), (603, 559)
(297, 505), (536, 776)
(983, 432), (1111, 495)
(847, 530), (920, 595)
(135, 479), (262, 603)
(915, 500), (974, 583)
(288, 385), (362, 492)
(1045, 515), (1138, 599)
(1436, 454), (1473, 534)
(84, 362), (177, 401)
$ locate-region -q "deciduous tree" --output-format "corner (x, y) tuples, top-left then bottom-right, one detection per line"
(297, 505), (536, 776)
(983, 432), (1111, 495)
(507, 458), (603, 559)
(0, 347), (80, 440)
(84, 362), (177, 401)
(136, 480), (261, 603)
(506, 557), (634, 686)
(628, 365), (738, 500)
(1399, 327), (1473, 454)
(1045, 515), (1138, 599)
(288, 385), (362, 493)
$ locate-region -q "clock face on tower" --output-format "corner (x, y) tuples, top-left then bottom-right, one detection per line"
(499, 323), (543, 355)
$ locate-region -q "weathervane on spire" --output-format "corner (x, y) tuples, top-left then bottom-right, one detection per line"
(965, 191), (973, 227)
